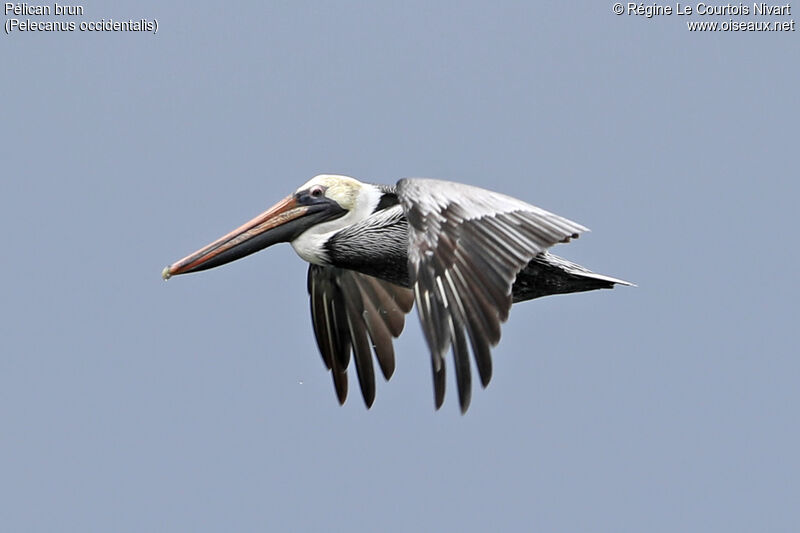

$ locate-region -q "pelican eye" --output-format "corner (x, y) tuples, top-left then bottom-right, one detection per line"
(309, 185), (325, 198)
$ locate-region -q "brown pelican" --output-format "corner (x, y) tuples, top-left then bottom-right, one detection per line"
(163, 175), (632, 412)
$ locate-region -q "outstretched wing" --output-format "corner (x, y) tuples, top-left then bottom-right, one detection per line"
(396, 178), (589, 413)
(306, 265), (414, 408)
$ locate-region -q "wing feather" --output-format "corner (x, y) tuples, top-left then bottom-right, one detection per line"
(397, 178), (588, 411)
(307, 267), (349, 403)
(359, 292), (395, 379)
(307, 265), (413, 408)
(342, 289), (376, 408)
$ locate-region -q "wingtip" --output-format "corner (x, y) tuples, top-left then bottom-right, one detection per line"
(363, 391), (376, 409)
(332, 371), (348, 405)
(593, 273), (637, 288)
(434, 389), (445, 410)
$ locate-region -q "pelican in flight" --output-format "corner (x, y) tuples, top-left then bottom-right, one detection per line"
(163, 175), (631, 412)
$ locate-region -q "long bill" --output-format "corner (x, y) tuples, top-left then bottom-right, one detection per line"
(162, 195), (310, 280)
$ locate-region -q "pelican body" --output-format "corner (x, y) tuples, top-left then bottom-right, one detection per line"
(164, 175), (631, 412)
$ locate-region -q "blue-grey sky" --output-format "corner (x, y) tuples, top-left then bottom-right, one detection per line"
(2, 2), (798, 532)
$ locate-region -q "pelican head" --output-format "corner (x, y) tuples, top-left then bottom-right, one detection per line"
(162, 175), (381, 279)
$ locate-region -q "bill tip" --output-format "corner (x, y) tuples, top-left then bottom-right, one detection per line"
(161, 266), (172, 281)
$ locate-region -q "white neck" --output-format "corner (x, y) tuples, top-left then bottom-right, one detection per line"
(290, 184), (383, 265)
